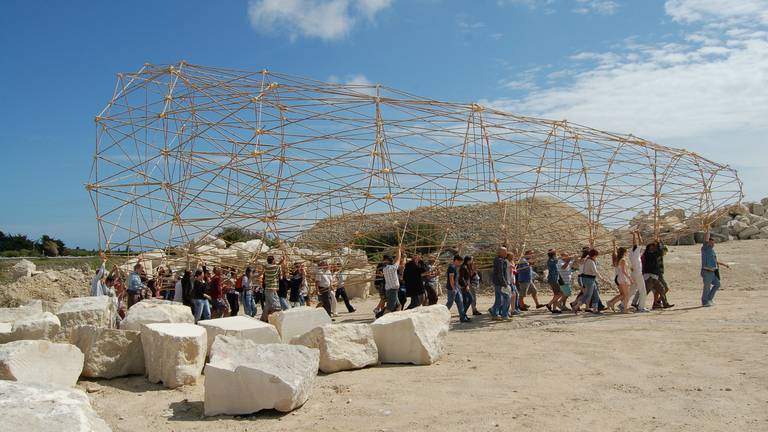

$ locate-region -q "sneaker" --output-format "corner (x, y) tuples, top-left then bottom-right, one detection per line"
(460, 317), (472, 323)
(551, 308), (562, 314)
(473, 310), (483, 316)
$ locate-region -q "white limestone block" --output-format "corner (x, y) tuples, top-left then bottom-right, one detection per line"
(0, 380), (111, 432)
(121, 300), (194, 331)
(10, 259), (36, 279)
(0, 340), (84, 387)
(738, 225), (760, 239)
(56, 296), (116, 339)
(344, 267), (374, 300)
(371, 305), (450, 365)
(268, 306), (332, 342)
(197, 316), (281, 355)
(0, 300), (44, 322)
(290, 323), (378, 373)
(71, 325), (145, 379)
(0, 312), (60, 344)
(140, 323), (206, 388)
(204, 336), (319, 416)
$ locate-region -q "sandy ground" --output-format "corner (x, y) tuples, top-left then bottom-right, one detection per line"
(86, 240), (768, 432)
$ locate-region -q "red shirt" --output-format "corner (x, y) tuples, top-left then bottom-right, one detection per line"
(208, 275), (223, 300)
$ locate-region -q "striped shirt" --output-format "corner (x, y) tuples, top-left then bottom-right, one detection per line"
(263, 264), (280, 291)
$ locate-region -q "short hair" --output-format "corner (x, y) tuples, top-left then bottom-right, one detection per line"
(588, 249), (599, 258)
(267, 255), (275, 264)
(105, 275), (115, 283)
(133, 263), (142, 271)
(194, 269), (203, 277)
(382, 255), (392, 262)
(524, 250), (534, 255)
(453, 255), (462, 262)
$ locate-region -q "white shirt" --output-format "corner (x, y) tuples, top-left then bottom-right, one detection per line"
(315, 269), (332, 288)
(558, 260), (573, 284)
(383, 264), (400, 290)
(582, 258), (598, 276)
(91, 263), (108, 296)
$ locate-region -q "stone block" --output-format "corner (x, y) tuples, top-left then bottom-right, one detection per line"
(56, 296), (116, 339)
(730, 220), (749, 235)
(10, 259), (36, 279)
(0, 301), (44, 323)
(121, 300), (194, 331)
(675, 232), (695, 245)
(268, 306), (332, 342)
(729, 203), (749, 216)
(0, 340), (83, 387)
(0, 312), (60, 344)
(0, 380), (111, 432)
(344, 267), (374, 300)
(738, 225), (760, 239)
(749, 202), (765, 216)
(371, 305), (450, 365)
(290, 323), (378, 373)
(71, 325), (144, 379)
(140, 323), (206, 388)
(197, 316), (281, 355)
(204, 336), (319, 415)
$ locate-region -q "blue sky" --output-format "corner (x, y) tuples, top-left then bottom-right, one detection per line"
(1, 0), (766, 248)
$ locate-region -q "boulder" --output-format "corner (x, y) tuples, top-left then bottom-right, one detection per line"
(71, 325), (144, 379)
(290, 323), (378, 373)
(0, 300), (44, 323)
(662, 209), (686, 220)
(729, 220), (749, 235)
(371, 305), (450, 365)
(710, 232), (728, 243)
(755, 219), (768, 230)
(738, 225), (760, 240)
(747, 213), (763, 224)
(121, 301), (194, 331)
(0, 340), (83, 387)
(10, 259), (36, 279)
(0, 381), (111, 432)
(269, 306), (332, 342)
(675, 232), (695, 245)
(197, 316), (281, 355)
(140, 323), (206, 388)
(749, 202), (765, 216)
(0, 312), (60, 344)
(728, 203), (749, 216)
(56, 296), (116, 339)
(762, 197), (768, 207)
(204, 336), (319, 416)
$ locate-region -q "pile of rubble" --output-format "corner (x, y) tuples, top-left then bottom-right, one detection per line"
(0, 295), (452, 430)
(0, 260), (91, 308)
(628, 199), (768, 245)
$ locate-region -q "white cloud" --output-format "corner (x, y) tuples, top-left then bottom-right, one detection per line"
(247, 0), (393, 41)
(481, 0), (768, 199)
(666, 0), (768, 26)
(573, 0), (620, 15)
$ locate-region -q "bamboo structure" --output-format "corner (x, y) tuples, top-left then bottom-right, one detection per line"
(87, 62), (743, 267)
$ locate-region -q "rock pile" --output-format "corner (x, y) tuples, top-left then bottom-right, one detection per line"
(629, 199), (768, 245)
(0, 267), (91, 308)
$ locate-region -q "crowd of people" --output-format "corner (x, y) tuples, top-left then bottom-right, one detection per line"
(89, 226), (729, 325)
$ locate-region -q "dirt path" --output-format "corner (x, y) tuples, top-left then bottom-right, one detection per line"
(86, 240), (768, 431)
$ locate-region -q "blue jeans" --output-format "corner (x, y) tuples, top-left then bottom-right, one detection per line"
(242, 291), (257, 317)
(445, 289), (468, 320)
(193, 299), (210, 322)
(279, 297), (290, 311)
(577, 278), (598, 309)
(490, 285), (503, 317)
(500, 291), (511, 318)
(701, 270), (720, 305)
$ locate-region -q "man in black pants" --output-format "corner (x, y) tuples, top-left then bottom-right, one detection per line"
(333, 265), (356, 313)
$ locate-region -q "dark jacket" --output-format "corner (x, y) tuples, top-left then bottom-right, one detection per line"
(492, 256), (509, 286)
(403, 261), (425, 296)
